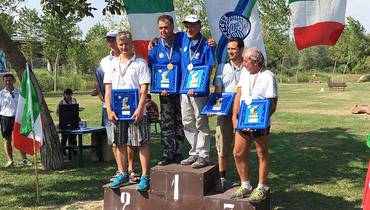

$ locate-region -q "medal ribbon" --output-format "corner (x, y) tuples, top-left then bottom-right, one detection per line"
(188, 36), (204, 69)
(161, 38), (173, 63)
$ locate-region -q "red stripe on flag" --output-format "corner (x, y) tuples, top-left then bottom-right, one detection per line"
(294, 22), (345, 50)
(13, 122), (40, 155)
(133, 40), (150, 61)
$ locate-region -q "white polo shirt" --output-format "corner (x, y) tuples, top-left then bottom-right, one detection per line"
(104, 55), (151, 89)
(237, 67), (278, 102)
(0, 88), (20, 117)
(99, 52), (118, 108)
(214, 62), (241, 93)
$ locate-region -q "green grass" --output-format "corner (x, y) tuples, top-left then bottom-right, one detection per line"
(0, 83), (369, 209)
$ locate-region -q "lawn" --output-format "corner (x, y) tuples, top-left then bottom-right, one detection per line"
(0, 82), (369, 210)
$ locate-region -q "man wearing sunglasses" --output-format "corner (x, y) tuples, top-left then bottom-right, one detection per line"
(0, 73), (32, 167)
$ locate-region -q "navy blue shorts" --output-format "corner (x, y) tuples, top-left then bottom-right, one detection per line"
(238, 127), (270, 139)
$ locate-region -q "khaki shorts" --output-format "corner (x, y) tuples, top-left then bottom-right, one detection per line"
(215, 113), (234, 157)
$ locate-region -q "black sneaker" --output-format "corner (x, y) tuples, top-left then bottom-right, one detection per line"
(215, 177), (229, 193)
(157, 157), (174, 166)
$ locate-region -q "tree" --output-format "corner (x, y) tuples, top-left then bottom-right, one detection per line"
(41, 7), (82, 91)
(14, 8), (43, 69)
(259, 0), (293, 82)
(85, 23), (110, 72)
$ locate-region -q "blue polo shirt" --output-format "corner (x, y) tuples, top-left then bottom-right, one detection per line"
(148, 32), (185, 94)
(181, 33), (215, 96)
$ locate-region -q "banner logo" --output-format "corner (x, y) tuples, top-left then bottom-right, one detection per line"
(219, 12), (251, 39)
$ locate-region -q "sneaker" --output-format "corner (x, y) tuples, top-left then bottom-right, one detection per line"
(20, 159), (33, 166)
(157, 157), (174, 166)
(180, 156), (198, 165)
(4, 160), (14, 168)
(137, 175), (150, 192)
(191, 157), (209, 169)
(230, 186), (252, 199)
(109, 171), (120, 182)
(247, 188), (266, 203)
(109, 172), (129, 189)
(215, 177), (229, 193)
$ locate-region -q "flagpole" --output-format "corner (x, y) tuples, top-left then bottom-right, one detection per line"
(32, 130), (40, 203)
(26, 64), (40, 204)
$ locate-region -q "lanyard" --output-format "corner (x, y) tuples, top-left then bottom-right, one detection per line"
(117, 56), (135, 87)
(188, 36), (204, 65)
(161, 38), (173, 63)
(249, 71), (259, 97)
(229, 61), (242, 85)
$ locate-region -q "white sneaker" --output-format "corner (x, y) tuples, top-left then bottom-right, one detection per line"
(4, 160), (14, 168)
(20, 159), (33, 166)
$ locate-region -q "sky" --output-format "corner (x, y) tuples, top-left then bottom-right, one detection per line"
(24, 0), (370, 37)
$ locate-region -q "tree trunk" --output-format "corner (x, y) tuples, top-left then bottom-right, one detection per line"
(0, 24), (64, 170)
(47, 59), (53, 74)
(53, 49), (60, 92)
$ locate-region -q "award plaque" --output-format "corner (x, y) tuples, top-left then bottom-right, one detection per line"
(111, 89), (139, 121)
(179, 65), (211, 94)
(151, 64), (180, 94)
(200, 92), (236, 116)
(236, 99), (270, 130)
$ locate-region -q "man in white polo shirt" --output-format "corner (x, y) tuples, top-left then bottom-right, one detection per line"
(213, 37), (244, 192)
(231, 47), (278, 202)
(0, 73), (32, 167)
(104, 31), (151, 191)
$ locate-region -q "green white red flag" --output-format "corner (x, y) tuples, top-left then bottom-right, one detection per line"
(289, 0), (347, 50)
(123, 0), (177, 61)
(13, 65), (43, 155)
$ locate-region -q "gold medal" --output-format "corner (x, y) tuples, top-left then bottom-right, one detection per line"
(187, 63), (194, 70)
(167, 63), (174, 70)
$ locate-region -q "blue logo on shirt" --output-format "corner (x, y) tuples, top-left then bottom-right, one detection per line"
(219, 12), (251, 39)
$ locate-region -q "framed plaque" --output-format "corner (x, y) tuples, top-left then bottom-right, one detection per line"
(179, 65), (211, 94)
(200, 92), (236, 116)
(150, 64), (180, 94)
(236, 99), (270, 130)
(111, 89), (139, 121)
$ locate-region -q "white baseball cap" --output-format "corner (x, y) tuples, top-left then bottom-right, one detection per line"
(183, 15), (201, 23)
(106, 30), (119, 38)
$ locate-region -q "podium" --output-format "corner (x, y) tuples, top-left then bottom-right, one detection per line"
(103, 164), (270, 210)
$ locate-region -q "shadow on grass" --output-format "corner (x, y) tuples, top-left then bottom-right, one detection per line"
(1, 127), (368, 209)
(268, 127), (368, 210)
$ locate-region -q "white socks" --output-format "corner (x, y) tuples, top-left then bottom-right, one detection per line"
(241, 181), (253, 190)
(257, 183), (269, 191)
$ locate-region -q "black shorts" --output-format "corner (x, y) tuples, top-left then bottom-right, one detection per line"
(0, 116), (15, 138)
(239, 127), (270, 139)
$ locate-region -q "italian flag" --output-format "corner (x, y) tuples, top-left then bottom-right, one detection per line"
(13, 65), (43, 155)
(289, 0), (347, 50)
(124, 0), (177, 61)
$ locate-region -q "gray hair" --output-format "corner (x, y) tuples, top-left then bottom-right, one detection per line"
(244, 47), (265, 66)
(116, 30), (132, 41)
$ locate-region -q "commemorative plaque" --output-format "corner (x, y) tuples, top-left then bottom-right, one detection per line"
(236, 99), (270, 130)
(111, 89), (139, 121)
(179, 65), (211, 94)
(201, 92), (236, 116)
(151, 64), (180, 94)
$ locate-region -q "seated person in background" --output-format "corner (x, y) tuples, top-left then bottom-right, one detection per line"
(145, 94), (159, 122)
(56, 88), (78, 155)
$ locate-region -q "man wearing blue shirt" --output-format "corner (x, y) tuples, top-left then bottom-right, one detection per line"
(148, 15), (185, 166)
(180, 15), (215, 168)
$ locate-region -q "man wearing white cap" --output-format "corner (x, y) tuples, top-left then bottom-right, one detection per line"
(96, 29), (121, 179)
(180, 15), (215, 169)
